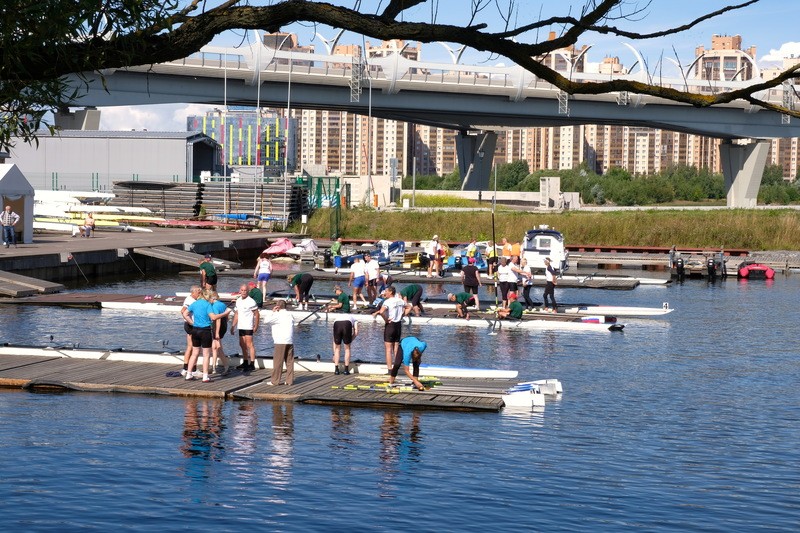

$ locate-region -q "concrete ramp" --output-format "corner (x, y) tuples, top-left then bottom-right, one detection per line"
(132, 246), (240, 270)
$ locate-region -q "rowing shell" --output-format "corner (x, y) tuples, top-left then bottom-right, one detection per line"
(0, 344), (518, 379)
(100, 301), (625, 332)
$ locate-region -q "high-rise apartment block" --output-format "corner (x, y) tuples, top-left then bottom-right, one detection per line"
(189, 33), (798, 185)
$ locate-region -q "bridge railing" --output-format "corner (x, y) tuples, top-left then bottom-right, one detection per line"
(150, 45), (794, 107)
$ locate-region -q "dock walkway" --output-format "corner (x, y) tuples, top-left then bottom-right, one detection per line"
(0, 353), (512, 412)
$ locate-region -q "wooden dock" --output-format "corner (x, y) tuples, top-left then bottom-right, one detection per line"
(0, 352), (514, 412)
(132, 245), (241, 270)
(0, 270), (64, 297)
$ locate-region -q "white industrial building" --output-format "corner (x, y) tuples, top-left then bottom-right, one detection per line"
(7, 131), (221, 191)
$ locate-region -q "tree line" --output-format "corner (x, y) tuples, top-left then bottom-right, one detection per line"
(402, 162), (800, 206)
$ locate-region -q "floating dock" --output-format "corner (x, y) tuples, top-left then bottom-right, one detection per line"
(0, 350), (537, 412)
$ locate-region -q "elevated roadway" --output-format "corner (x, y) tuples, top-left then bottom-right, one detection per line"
(65, 42), (800, 206)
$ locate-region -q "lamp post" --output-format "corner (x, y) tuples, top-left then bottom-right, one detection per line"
(282, 43), (292, 230)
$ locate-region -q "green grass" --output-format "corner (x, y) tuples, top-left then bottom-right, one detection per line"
(293, 207), (800, 250)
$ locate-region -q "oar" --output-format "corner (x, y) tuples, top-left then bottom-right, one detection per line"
(297, 306), (323, 325)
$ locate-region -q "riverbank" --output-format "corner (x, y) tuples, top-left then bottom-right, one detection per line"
(298, 208), (800, 251)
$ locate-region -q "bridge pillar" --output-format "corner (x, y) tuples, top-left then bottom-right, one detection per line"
(720, 139), (770, 208)
(53, 107), (101, 130)
(457, 131), (497, 191)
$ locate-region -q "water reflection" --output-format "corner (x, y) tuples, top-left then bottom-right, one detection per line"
(180, 399), (226, 479)
(330, 407), (356, 455)
(265, 403), (294, 499)
(378, 411), (423, 498)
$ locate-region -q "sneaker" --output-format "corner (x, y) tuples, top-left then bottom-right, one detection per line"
(180, 369), (187, 377)
(248, 361), (257, 372)
(343, 369), (350, 375)
(236, 361), (248, 370)
(193, 370), (203, 378)
(185, 373), (194, 381)
(202, 374), (211, 383)
(266, 381), (274, 386)
(334, 366), (340, 375)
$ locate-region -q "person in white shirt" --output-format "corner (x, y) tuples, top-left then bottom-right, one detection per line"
(364, 252), (381, 303)
(253, 253), (273, 296)
(263, 300), (296, 385)
(230, 284), (260, 373)
(424, 235), (441, 277)
(371, 286), (409, 372)
(348, 256), (369, 309)
(497, 257), (526, 308)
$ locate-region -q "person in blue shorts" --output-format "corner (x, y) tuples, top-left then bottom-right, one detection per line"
(389, 336), (427, 391)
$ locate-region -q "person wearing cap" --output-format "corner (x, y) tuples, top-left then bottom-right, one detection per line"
(448, 291), (477, 320)
(424, 235), (441, 278)
(543, 257), (558, 313)
(372, 286), (409, 372)
(324, 285), (351, 313)
(460, 256), (481, 307)
(199, 254), (218, 290)
(248, 281), (264, 309)
(498, 292), (524, 320)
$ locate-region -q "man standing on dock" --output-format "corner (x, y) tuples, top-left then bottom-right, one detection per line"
(365, 253), (381, 304)
(543, 257), (558, 313)
(372, 286), (408, 372)
(1, 205), (19, 248)
(231, 284), (259, 373)
(330, 237), (343, 274)
(263, 300), (295, 386)
(199, 253), (218, 291)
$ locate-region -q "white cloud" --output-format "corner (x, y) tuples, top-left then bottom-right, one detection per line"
(98, 103), (216, 131)
(760, 42), (800, 63)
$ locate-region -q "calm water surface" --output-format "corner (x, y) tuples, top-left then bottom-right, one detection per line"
(0, 272), (798, 530)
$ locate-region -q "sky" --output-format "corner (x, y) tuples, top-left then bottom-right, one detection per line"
(95, 0), (800, 131)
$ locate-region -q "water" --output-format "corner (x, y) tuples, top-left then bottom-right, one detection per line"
(1, 273), (799, 530)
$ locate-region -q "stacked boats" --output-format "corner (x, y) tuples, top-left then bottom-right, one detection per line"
(33, 190), (161, 233)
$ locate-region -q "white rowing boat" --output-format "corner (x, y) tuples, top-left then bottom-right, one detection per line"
(0, 344), (519, 379)
(100, 301), (624, 332)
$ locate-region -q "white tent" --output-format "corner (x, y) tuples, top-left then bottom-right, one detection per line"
(0, 164), (34, 244)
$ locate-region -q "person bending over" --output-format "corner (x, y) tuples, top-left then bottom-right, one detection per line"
(389, 336), (427, 391)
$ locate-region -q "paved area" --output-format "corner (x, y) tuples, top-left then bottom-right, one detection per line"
(2, 227), (295, 259)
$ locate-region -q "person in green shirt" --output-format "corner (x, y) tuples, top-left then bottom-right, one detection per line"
(399, 284), (424, 316)
(330, 237), (343, 273)
(324, 285), (351, 313)
(498, 292), (524, 320)
(287, 272), (314, 310)
(199, 253), (217, 290)
(248, 281), (264, 309)
(447, 291), (477, 320)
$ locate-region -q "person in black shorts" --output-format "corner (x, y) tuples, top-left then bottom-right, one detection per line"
(332, 315), (359, 375)
(288, 272), (314, 310)
(199, 254), (218, 290)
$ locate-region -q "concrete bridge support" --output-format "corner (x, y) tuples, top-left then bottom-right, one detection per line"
(720, 139), (770, 208)
(54, 107), (101, 130)
(457, 131), (497, 191)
